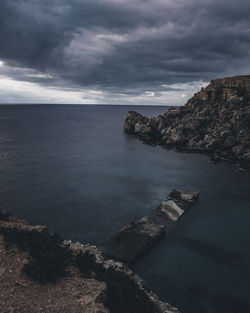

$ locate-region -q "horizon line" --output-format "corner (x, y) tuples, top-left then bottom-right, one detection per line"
(0, 103), (176, 107)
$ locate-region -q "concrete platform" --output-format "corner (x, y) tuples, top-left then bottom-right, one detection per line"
(102, 217), (165, 263)
(158, 189), (200, 221)
(102, 189), (199, 263)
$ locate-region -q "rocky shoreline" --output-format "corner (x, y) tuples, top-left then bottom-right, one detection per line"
(0, 211), (179, 313)
(124, 75), (250, 171)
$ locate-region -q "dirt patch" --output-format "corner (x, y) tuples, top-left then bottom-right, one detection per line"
(0, 234), (109, 313)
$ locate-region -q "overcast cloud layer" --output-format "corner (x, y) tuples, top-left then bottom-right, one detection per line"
(0, 0), (250, 104)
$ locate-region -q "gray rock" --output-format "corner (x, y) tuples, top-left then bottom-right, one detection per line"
(102, 217), (165, 263)
(124, 75), (250, 170)
(158, 200), (185, 221)
(167, 189), (199, 210)
(124, 111), (149, 134)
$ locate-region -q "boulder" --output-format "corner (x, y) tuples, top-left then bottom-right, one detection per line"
(124, 111), (149, 134)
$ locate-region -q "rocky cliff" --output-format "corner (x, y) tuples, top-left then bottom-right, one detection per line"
(124, 75), (250, 170)
(0, 211), (179, 313)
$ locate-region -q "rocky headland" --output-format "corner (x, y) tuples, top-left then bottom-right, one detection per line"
(0, 211), (179, 313)
(124, 75), (250, 171)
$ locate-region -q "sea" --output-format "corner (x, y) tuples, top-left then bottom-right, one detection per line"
(0, 104), (249, 313)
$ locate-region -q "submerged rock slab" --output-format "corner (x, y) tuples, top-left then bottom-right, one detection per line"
(102, 217), (165, 263)
(157, 190), (199, 221)
(167, 189), (200, 210)
(158, 199), (184, 221)
(102, 189), (199, 263)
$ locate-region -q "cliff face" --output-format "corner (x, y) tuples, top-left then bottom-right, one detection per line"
(194, 76), (250, 103)
(124, 75), (250, 170)
(0, 212), (179, 313)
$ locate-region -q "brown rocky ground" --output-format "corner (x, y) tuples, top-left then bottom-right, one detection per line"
(0, 213), (180, 313)
(0, 230), (109, 313)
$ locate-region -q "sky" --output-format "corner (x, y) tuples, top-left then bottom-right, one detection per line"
(0, 0), (250, 105)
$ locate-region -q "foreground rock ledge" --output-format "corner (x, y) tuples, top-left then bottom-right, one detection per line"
(0, 212), (179, 313)
(124, 75), (250, 171)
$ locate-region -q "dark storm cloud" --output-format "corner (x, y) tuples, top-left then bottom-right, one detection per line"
(0, 0), (250, 94)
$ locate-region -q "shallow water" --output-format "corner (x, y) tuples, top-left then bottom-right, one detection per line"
(0, 104), (249, 313)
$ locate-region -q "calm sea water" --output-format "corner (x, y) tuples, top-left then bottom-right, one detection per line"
(0, 104), (249, 313)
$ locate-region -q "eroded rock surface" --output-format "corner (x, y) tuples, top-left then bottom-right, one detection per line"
(0, 212), (179, 313)
(124, 75), (250, 170)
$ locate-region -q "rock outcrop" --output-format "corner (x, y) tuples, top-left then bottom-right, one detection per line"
(0, 212), (179, 313)
(124, 75), (250, 170)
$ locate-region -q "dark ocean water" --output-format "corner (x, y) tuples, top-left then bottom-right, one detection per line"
(0, 104), (249, 313)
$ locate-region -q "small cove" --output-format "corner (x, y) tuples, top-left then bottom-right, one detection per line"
(0, 104), (249, 313)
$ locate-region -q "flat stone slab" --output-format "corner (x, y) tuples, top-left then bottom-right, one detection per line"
(147, 209), (176, 228)
(158, 199), (185, 221)
(167, 189), (199, 210)
(102, 189), (199, 263)
(102, 217), (165, 263)
(157, 189), (199, 221)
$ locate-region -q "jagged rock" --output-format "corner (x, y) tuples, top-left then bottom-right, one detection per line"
(124, 75), (250, 170)
(124, 111), (149, 134)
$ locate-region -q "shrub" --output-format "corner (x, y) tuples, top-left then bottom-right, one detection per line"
(1, 227), (71, 283)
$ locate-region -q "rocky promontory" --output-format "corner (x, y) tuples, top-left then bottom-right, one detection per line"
(124, 75), (250, 170)
(0, 211), (179, 313)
